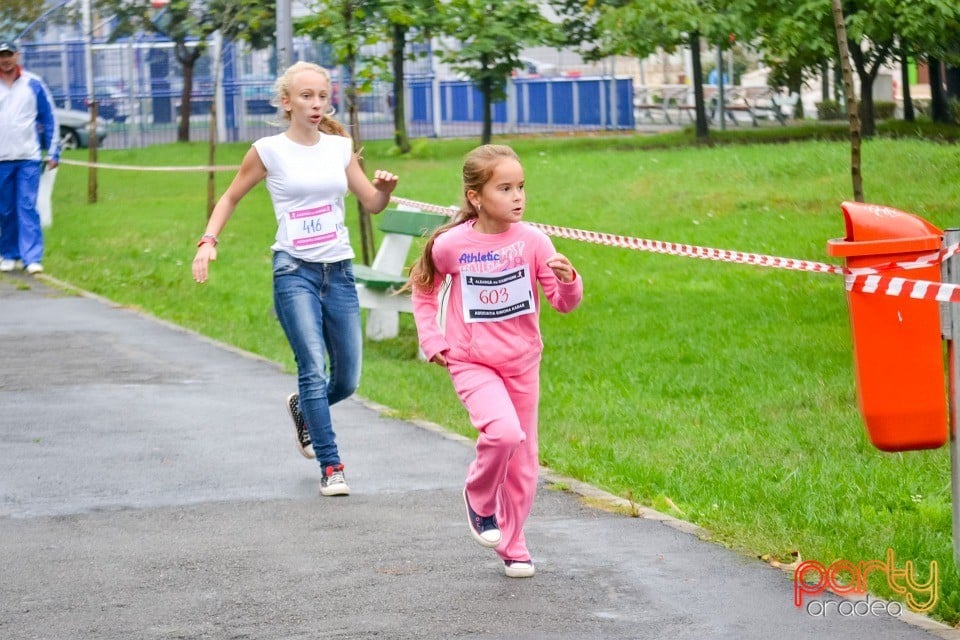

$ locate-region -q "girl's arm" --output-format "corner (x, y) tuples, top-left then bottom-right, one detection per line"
(412, 275), (451, 364)
(538, 243), (583, 313)
(345, 153), (398, 214)
(192, 146), (267, 283)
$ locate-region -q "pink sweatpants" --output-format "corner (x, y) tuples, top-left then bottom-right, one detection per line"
(447, 357), (540, 562)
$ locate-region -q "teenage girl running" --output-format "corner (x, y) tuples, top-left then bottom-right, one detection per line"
(408, 144), (583, 577)
(192, 61), (398, 497)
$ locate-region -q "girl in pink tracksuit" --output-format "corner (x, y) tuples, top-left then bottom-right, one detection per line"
(409, 144), (583, 578)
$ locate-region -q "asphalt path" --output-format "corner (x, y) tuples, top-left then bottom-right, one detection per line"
(1, 273), (955, 639)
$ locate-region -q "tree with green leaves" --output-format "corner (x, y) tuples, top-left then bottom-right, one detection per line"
(895, 0), (960, 124)
(380, 0), (441, 154)
(595, 0), (749, 140)
(2, 0), (49, 39)
(547, 0), (628, 63)
(437, 0), (558, 144)
(99, 0), (274, 142)
(751, 1), (836, 121)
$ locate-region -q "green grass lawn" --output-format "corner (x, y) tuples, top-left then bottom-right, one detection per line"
(44, 130), (960, 624)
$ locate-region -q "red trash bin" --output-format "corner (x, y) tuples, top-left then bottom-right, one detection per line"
(826, 201), (947, 451)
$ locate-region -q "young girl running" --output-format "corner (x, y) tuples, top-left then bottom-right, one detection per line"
(408, 144), (583, 578)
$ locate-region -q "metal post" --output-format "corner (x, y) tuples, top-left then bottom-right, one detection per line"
(716, 47), (726, 131)
(942, 228), (960, 569)
(213, 32), (226, 143)
(430, 38), (442, 138)
(276, 0), (292, 71)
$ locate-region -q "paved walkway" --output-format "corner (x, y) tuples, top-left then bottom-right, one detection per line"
(1, 273), (956, 639)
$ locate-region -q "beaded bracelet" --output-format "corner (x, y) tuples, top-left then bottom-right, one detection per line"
(197, 233), (219, 247)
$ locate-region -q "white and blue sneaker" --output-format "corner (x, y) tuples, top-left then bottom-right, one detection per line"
(504, 559), (535, 578)
(463, 488), (501, 548)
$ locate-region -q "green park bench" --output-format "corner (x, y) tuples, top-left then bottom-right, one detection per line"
(354, 206), (449, 341)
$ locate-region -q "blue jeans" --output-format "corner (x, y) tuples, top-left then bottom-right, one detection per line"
(272, 251), (362, 468)
(0, 160), (44, 266)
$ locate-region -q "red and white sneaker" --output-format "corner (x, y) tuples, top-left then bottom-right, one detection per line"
(320, 464), (350, 497)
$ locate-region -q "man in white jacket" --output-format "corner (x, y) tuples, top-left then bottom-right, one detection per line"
(0, 39), (59, 275)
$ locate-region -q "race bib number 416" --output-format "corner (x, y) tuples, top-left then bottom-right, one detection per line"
(460, 264), (535, 323)
(286, 203), (337, 249)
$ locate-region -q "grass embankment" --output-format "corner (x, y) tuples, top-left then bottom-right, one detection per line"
(45, 128), (960, 624)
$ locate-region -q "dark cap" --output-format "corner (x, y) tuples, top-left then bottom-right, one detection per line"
(0, 41), (18, 53)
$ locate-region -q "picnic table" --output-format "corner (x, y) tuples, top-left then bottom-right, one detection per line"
(634, 84), (797, 127)
(633, 84), (691, 124)
(706, 85), (797, 126)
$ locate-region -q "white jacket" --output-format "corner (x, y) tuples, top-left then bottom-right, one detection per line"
(0, 67), (60, 162)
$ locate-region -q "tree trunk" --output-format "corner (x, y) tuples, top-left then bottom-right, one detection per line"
(787, 66), (805, 119)
(830, 0), (863, 202)
(900, 49), (914, 122)
(175, 44), (201, 143)
(847, 42), (881, 137)
(689, 33), (708, 140)
(928, 58), (950, 123)
(821, 61), (830, 102)
(391, 24), (411, 154)
(178, 60), (193, 142)
(87, 101), (99, 204)
(345, 49), (375, 265)
(480, 75), (493, 144)
(946, 66), (960, 97)
(207, 100), (216, 218)
(856, 74), (876, 137)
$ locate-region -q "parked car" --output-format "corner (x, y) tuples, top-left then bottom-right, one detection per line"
(55, 108), (108, 149)
(240, 74), (277, 114)
(90, 76), (132, 122)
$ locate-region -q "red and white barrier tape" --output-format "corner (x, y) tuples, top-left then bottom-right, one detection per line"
(53, 163), (960, 303)
(845, 274), (960, 303)
(389, 195), (960, 304)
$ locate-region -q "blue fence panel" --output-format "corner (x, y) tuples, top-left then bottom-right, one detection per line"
(615, 78), (635, 128)
(577, 79), (603, 126)
(551, 80), (576, 125)
(410, 78), (431, 121)
(446, 82), (471, 121)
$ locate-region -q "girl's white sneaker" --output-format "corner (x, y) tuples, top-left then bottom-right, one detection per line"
(504, 559), (535, 578)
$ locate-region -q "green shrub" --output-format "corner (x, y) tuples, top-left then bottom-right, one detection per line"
(873, 101), (896, 120)
(816, 99), (844, 120)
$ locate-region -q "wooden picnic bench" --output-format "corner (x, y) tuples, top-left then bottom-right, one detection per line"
(354, 206), (449, 341)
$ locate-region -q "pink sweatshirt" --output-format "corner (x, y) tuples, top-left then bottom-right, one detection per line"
(412, 220), (583, 375)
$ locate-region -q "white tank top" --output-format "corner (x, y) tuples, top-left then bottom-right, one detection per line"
(253, 132), (354, 263)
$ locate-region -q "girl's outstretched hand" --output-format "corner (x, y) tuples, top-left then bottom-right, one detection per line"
(546, 253), (575, 283)
(192, 244), (218, 283)
(371, 170), (398, 194)
(431, 352), (448, 367)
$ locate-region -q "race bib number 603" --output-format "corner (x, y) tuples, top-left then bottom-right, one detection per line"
(460, 264), (535, 323)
